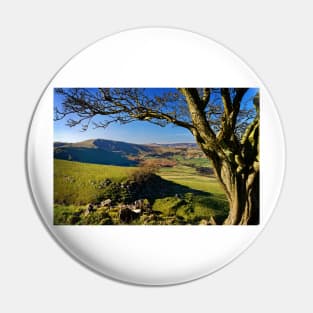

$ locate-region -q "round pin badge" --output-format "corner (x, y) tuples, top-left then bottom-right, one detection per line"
(27, 28), (285, 285)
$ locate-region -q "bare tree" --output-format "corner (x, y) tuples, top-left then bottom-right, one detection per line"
(55, 88), (259, 225)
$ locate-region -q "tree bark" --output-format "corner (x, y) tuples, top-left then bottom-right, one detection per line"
(222, 170), (259, 225)
(201, 152), (259, 225)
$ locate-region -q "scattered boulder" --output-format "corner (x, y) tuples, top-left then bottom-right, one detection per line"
(104, 178), (112, 185)
(132, 209), (141, 214)
(128, 204), (136, 210)
(199, 216), (216, 225)
(134, 198), (151, 212)
(101, 199), (112, 207)
(199, 219), (209, 225)
(134, 199), (144, 209)
(119, 207), (140, 223)
(85, 203), (95, 214)
(208, 216), (217, 225)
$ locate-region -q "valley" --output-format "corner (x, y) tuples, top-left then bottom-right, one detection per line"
(54, 139), (229, 225)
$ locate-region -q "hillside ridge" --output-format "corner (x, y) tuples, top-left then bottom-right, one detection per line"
(54, 138), (201, 166)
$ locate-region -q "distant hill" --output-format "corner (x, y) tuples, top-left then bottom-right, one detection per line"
(55, 138), (153, 153)
(54, 139), (149, 166)
(54, 138), (201, 166)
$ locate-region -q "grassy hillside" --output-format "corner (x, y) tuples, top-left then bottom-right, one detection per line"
(54, 138), (154, 165)
(54, 159), (137, 205)
(54, 159), (228, 225)
(54, 147), (137, 166)
(56, 138), (154, 153)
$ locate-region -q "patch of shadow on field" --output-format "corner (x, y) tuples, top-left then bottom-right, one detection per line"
(135, 173), (207, 198)
(142, 174), (228, 219)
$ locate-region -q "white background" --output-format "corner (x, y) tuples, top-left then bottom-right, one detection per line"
(0, 1), (311, 312)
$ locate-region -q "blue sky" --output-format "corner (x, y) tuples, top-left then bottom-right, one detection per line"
(54, 88), (257, 144)
(54, 88), (195, 144)
(54, 118), (194, 144)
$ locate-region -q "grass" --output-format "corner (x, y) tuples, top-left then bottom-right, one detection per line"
(54, 159), (136, 205)
(54, 204), (115, 225)
(54, 159), (229, 225)
(159, 165), (223, 194)
(156, 166), (228, 223)
(173, 156), (210, 168)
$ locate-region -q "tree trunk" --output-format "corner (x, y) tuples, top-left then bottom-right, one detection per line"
(180, 88), (260, 225)
(222, 169), (259, 225)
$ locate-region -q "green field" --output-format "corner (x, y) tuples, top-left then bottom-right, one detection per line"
(159, 165), (221, 193)
(156, 166), (228, 223)
(54, 159), (137, 205)
(54, 159), (229, 225)
(172, 156), (210, 168)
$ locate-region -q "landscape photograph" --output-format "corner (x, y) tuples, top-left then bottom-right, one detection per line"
(54, 88), (260, 225)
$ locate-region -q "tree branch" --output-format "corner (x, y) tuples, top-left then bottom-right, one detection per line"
(55, 88), (195, 132)
(200, 88), (211, 110)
